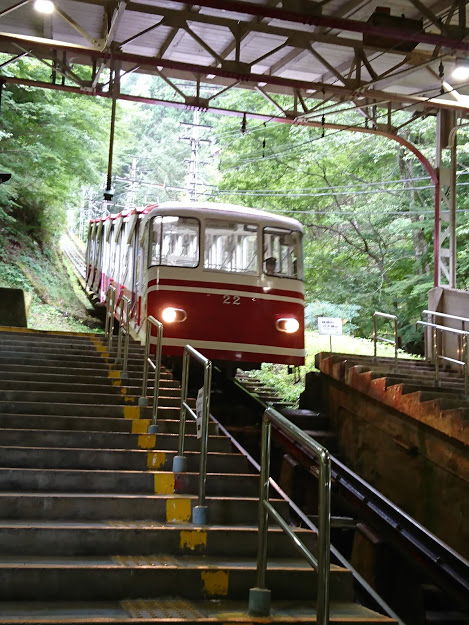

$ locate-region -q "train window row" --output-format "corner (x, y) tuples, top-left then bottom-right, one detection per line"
(87, 214), (304, 281)
(147, 215), (303, 278)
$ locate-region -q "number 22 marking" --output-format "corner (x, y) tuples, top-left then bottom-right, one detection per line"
(223, 295), (240, 305)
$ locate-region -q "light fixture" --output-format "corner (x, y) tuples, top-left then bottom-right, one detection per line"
(33, 0), (55, 14)
(206, 74), (215, 80)
(161, 307), (187, 323)
(451, 59), (469, 82)
(276, 317), (300, 334)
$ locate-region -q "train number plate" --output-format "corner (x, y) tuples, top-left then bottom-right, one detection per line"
(222, 295), (241, 305)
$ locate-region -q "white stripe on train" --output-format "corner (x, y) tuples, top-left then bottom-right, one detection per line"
(147, 284), (304, 306)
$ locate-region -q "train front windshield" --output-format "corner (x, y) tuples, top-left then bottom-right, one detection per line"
(149, 214), (303, 278)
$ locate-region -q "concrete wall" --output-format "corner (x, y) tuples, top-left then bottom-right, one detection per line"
(0, 288), (28, 327)
(321, 376), (468, 558)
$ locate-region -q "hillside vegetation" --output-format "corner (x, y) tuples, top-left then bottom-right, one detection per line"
(0, 225), (100, 332)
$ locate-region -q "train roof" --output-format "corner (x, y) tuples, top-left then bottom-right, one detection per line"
(141, 201), (304, 231)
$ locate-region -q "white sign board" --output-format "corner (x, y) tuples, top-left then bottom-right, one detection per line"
(317, 317), (343, 336)
(195, 387), (204, 439)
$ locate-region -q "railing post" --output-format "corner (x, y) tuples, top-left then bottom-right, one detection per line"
(104, 285), (116, 352)
(433, 326), (440, 387)
(464, 334), (468, 395)
(249, 414), (272, 616)
(249, 407), (331, 624)
(317, 449), (331, 625)
(138, 320), (151, 407)
(173, 349), (190, 473)
(150, 322), (163, 432)
(138, 316), (164, 433)
(172, 345), (213, 524)
(372, 314), (377, 360)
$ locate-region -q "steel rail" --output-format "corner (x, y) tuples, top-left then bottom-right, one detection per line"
(230, 376), (469, 614)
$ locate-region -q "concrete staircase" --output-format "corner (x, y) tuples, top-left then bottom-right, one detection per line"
(316, 352), (468, 445)
(0, 328), (396, 623)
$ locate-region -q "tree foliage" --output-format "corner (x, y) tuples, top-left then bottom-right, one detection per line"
(213, 95), (469, 352)
(0, 58), (109, 243)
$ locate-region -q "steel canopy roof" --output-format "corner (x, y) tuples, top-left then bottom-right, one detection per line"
(0, 0), (468, 122)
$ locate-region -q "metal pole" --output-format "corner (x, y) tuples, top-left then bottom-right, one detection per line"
(116, 299), (123, 362)
(138, 319), (151, 406)
(198, 359), (212, 508)
(177, 349), (190, 458)
(151, 322), (163, 428)
(372, 314), (377, 359)
(256, 415), (271, 589)
(464, 335), (468, 395)
(122, 299), (130, 377)
(317, 449), (331, 625)
(433, 326), (440, 387)
(106, 96), (117, 195)
(393, 317), (398, 372)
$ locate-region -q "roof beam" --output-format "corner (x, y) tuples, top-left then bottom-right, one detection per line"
(163, 0), (469, 51)
(1, 33), (467, 113)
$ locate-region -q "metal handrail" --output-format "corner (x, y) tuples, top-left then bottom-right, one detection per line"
(248, 406), (331, 623)
(138, 316), (164, 433)
(104, 284), (117, 351)
(115, 295), (131, 378)
(417, 320), (469, 394)
(422, 310), (469, 361)
(172, 345), (212, 525)
(372, 311), (398, 368)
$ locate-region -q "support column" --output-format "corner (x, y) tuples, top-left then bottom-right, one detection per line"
(436, 110), (458, 287)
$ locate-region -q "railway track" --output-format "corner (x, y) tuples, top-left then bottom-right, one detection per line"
(225, 373), (469, 625)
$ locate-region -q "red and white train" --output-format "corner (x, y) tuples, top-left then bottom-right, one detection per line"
(86, 202), (305, 372)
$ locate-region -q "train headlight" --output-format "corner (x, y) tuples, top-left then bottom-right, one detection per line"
(276, 317), (300, 334)
(162, 307), (187, 323)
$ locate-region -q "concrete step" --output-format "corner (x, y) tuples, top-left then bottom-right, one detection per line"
(0, 400), (180, 419)
(0, 598), (398, 624)
(0, 380), (181, 397)
(0, 330), (99, 344)
(0, 446), (248, 472)
(0, 468), (259, 496)
(0, 370), (179, 387)
(0, 389), (184, 407)
(0, 492), (288, 524)
(0, 412), (217, 433)
(0, 362), (173, 382)
(0, 521), (316, 557)
(0, 428), (232, 451)
(0, 554), (353, 602)
(0, 338), (145, 356)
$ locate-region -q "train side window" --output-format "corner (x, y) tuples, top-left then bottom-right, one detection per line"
(263, 227), (303, 279)
(149, 216), (199, 267)
(204, 220), (258, 274)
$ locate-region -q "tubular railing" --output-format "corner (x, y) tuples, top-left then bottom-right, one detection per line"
(248, 406), (331, 623)
(104, 284), (117, 351)
(138, 316), (164, 434)
(422, 310), (469, 361)
(372, 311), (398, 368)
(172, 345), (212, 525)
(417, 320), (469, 394)
(115, 295), (131, 378)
